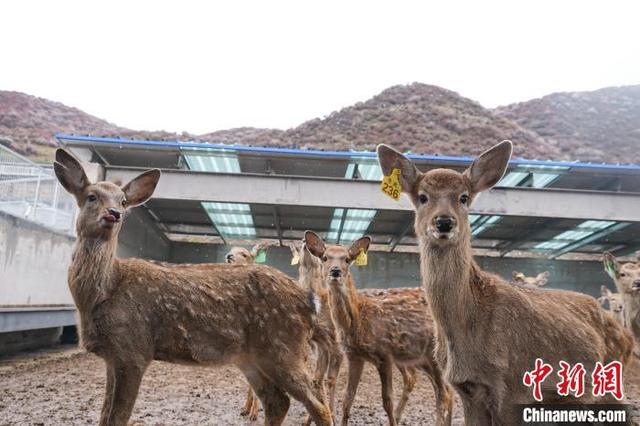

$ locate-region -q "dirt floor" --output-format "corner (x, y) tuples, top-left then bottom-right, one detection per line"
(1, 345), (640, 425)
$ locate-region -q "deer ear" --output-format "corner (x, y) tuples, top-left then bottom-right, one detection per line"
(348, 236), (371, 260)
(376, 144), (421, 193)
(304, 231), (326, 259)
(603, 252), (619, 279)
(53, 149), (90, 201)
(464, 140), (512, 194)
(536, 271), (550, 286)
(512, 271), (520, 280)
(601, 285), (612, 297)
(122, 169), (161, 207)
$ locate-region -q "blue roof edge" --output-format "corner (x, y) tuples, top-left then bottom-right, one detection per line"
(55, 133), (640, 171)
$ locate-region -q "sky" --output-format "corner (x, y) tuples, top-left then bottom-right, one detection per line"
(1, 0), (639, 134)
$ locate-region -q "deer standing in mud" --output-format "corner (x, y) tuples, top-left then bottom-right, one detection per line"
(224, 240), (280, 421)
(53, 149), (333, 426)
(377, 141), (632, 424)
(304, 232), (454, 426)
(599, 285), (626, 327)
(286, 240), (343, 425)
(604, 252), (640, 356)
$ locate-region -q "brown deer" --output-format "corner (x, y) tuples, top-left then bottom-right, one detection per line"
(511, 271), (549, 288)
(604, 252), (640, 356)
(225, 240), (280, 421)
(598, 285), (626, 327)
(226, 240), (278, 265)
(287, 240), (343, 426)
(377, 141), (633, 424)
(304, 231), (454, 426)
(53, 149), (333, 426)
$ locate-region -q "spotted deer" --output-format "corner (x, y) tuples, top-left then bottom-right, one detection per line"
(53, 149), (333, 426)
(511, 271), (549, 288)
(598, 285), (626, 327)
(377, 141), (633, 424)
(604, 252), (640, 356)
(287, 240), (343, 426)
(222, 240), (279, 421)
(304, 232), (454, 426)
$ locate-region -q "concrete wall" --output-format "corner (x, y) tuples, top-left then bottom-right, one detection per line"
(0, 211), (75, 305)
(168, 242), (612, 299)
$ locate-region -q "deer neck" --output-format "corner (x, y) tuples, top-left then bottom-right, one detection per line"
(420, 232), (478, 331)
(328, 274), (360, 337)
(69, 235), (118, 312)
(299, 254), (324, 293)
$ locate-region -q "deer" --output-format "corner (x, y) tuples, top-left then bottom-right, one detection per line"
(286, 240), (343, 426)
(225, 241), (280, 421)
(598, 285), (626, 327)
(377, 141), (633, 424)
(226, 240), (278, 265)
(52, 149), (333, 426)
(604, 252), (640, 357)
(304, 231), (454, 426)
(511, 271), (549, 288)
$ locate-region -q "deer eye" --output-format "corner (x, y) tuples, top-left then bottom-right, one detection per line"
(121, 199), (127, 207)
(322, 256), (328, 262)
(620, 273), (626, 277)
(418, 194), (428, 204)
(460, 194), (469, 204)
(87, 194), (97, 202)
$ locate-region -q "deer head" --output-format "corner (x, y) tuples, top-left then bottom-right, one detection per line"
(599, 285), (624, 314)
(512, 271), (550, 287)
(376, 141), (512, 246)
(225, 240), (278, 264)
(304, 231), (370, 290)
(53, 149), (160, 239)
(603, 252), (640, 293)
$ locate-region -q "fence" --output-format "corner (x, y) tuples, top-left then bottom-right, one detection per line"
(0, 145), (76, 236)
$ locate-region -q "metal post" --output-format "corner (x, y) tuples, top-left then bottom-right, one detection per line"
(31, 170), (41, 220)
(51, 181), (59, 227)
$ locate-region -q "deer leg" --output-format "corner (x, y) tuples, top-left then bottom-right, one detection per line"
(377, 359), (396, 426)
(423, 364), (453, 426)
(100, 359), (148, 426)
(267, 364), (333, 426)
(241, 365), (290, 426)
(241, 385), (260, 421)
(326, 345), (343, 418)
(249, 388), (261, 421)
(341, 355), (365, 426)
(303, 346), (330, 426)
(394, 366), (417, 424)
(99, 362), (115, 424)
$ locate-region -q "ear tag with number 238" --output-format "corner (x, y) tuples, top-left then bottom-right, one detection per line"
(381, 168), (401, 201)
(355, 248), (368, 266)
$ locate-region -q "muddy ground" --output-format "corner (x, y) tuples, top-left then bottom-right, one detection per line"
(1, 345), (639, 425)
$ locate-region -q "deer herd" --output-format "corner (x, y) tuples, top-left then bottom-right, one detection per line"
(53, 141), (635, 426)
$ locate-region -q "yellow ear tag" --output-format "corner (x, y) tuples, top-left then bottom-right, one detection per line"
(381, 168), (401, 201)
(291, 252), (300, 265)
(355, 248), (368, 266)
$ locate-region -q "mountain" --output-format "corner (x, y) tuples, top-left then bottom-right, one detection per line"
(5, 84), (639, 164)
(0, 91), (183, 162)
(200, 83), (562, 159)
(495, 85), (640, 163)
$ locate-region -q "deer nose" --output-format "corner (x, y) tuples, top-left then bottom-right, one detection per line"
(107, 208), (122, 221)
(226, 254), (233, 262)
(435, 216), (454, 233)
(330, 267), (342, 278)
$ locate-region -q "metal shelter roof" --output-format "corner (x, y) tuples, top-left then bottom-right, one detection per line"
(56, 133), (640, 259)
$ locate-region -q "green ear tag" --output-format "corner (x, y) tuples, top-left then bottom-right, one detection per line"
(605, 262), (616, 280)
(255, 249), (266, 263)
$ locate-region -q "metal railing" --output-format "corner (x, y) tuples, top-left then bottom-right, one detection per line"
(0, 145), (76, 236)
